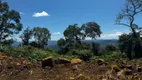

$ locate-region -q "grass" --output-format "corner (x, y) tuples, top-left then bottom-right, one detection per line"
(92, 51), (124, 61)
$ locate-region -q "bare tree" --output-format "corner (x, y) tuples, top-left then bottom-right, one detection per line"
(116, 0), (142, 37)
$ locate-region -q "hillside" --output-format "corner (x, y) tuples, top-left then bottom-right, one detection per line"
(0, 55), (142, 80)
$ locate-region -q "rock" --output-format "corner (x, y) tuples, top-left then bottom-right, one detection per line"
(41, 56), (53, 68)
(16, 62), (21, 66)
(117, 69), (132, 79)
(0, 53), (3, 60)
(71, 58), (82, 64)
(124, 69), (133, 75)
(102, 78), (107, 80)
(111, 65), (120, 73)
(125, 65), (133, 70)
(137, 67), (142, 72)
(96, 59), (105, 65)
(7, 66), (13, 69)
(54, 58), (71, 64)
(2, 56), (9, 60)
(72, 65), (80, 71)
(117, 70), (127, 80)
(76, 73), (89, 80)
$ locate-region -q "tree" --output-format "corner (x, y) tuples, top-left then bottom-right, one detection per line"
(81, 22), (102, 39)
(20, 27), (32, 45)
(116, 0), (142, 59)
(57, 38), (66, 49)
(32, 27), (51, 48)
(0, 0), (22, 43)
(81, 22), (102, 56)
(30, 41), (38, 48)
(105, 44), (117, 52)
(92, 42), (100, 56)
(118, 34), (133, 60)
(57, 38), (69, 54)
(1, 39), (14, 46)
(63, 24), (85, 49)
(116, 0), (142, 37)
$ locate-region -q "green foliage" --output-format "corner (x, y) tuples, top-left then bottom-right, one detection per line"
(29, 41), (38, 48)
(92, 42), (100, 56)
(0, 44), (78, 61)
(105, 44), (117, 52)
(81, 22), (102, 39)
(63, 24), (85, 49)
(67, 49), (92, 61)
(118, 33), (142, 59)
(20, 27), (32, 45)
(1, 39), (14, 46)
(32, 27), (51, 48)
(2, 45), (59, 61)
(116, 0), (142, 59)
(57, 38), (66, 49)
(0, 0), (22, 43)
(75, 42), (91, 50)
(92, 51), (123, 61)
(58, 22), (102, 55)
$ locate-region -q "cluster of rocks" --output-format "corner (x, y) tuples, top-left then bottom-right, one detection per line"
(0, 52), (34, 76)
(101, 60), (142, 80)
(41, 56), (82, 68)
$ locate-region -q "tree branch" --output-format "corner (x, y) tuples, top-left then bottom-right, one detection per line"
(116, 23), (130, 27)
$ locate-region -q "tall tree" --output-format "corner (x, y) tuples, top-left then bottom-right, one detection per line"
(118, 34), (134, 60)
(116, 0), (142, 59)
(116, 0), (142, 37)
(63, 24), (85, 49)
(32, 27), (51, 48)
(81, 22), (102, 55)
(57, 38), (69, 54)
(0, 0), (22, 43)
(81, 22), (102, 39)
(20, 27), (32, 45)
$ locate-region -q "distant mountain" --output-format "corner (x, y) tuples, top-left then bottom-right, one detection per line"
(12, 39), (118, 50)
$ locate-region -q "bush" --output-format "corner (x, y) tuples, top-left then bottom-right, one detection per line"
(92, 51), (123, 61)
(105, 44), (117, 52)
(0, 45), (60, 61)
(92, 42), (100, 56)
(67, 49), (92, 61)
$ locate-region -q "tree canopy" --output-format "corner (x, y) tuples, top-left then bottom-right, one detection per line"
(20, 27), (32, 45)
(81, 22), (102, 39)
(32, 27), (51, 48)
(0, 0), (22, 43)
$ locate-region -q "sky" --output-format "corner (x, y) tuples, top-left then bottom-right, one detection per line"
(3, 0), (142, 41)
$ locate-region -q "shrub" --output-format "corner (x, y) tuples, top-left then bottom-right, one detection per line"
(0, 45), (60, 61)
(67, 49), (92, 61)
(92, 42), (100, 56)
(92, 51), (123, 61)
(105, 44), (117, 52)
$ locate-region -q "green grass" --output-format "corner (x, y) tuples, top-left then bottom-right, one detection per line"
(1, 45), (78, 61)
(1, 44), (140, 62)
(92, 51), (124, 61)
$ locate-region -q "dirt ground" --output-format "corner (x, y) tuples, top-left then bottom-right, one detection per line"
(0, 56), (142, 80)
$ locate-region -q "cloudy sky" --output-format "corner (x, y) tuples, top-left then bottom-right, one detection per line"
(3, 0), (142, 40)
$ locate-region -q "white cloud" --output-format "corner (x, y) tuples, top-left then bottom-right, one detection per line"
(20, 12), (25, 15)
(6, 37), (12, 40)
(100, 32), (123, 39)
(32, 11), (50, 17)
(53, 32), (61, 35)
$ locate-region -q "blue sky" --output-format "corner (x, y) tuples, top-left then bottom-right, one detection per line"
(3, 0), (142, 40)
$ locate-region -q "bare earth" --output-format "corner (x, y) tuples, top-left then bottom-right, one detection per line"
(0, 56), (142, 80)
